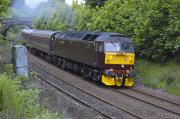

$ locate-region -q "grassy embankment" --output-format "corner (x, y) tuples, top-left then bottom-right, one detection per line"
(135, 59), (180, 96)
(0, 63), (61, 119)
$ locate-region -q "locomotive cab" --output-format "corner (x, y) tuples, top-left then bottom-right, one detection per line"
(95, 34), (135, 87)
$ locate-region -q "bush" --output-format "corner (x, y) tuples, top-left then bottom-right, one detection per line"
(86, 0), (180, 62)
(0, 63), (61, 119)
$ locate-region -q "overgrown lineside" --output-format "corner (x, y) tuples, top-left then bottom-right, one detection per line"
(135, 59), (180, 96)
(0, 64), (61, 119)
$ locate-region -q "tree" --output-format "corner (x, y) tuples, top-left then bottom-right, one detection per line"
(73, 0), (180, 62)
(0, 0), (10, 41)
(85, 0), (107, 7)
(0, 0), (10, 17)
(34, 0), (75, 31)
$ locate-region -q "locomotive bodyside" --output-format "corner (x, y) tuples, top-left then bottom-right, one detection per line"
(54, 33), (96, 66)
(54, 32), (135, 87)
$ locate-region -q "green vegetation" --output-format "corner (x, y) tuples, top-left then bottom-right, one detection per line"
(33, 0), (75, 31)
(135, 59), (180, 96)
(0, 1), (62, 118)
(85, 0), (107, 7)
(0, 0), (10, 16)
(0, 64), (61, 119)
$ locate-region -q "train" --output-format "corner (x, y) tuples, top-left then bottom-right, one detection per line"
(22, 29), (135, 87)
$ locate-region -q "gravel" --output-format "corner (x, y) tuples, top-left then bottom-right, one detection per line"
(32, 77), (109, 119)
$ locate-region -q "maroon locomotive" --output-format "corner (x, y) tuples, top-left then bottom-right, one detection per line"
(22, 29), (135, 87)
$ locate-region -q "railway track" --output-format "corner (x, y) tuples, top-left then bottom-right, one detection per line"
(29, 62), (143, 119)
(28, 54), (180, 119)
(131, 87), (180, 106)
(111, 88), (180, 116)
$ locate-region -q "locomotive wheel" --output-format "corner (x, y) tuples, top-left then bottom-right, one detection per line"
(92, 72), (101, 82)
(40, 53), (44, 58)
(80, 67), (85, 75)
(72, 64), (78, 72)
(60, 64), (66, 70)
(60, 60), (66, 70)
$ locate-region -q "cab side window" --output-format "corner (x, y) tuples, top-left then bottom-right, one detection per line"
(98, 44), (104, 52)
(95, 43), (104, 52)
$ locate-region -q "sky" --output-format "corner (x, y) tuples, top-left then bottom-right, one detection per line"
(66, 0), (84, 5)
(25, 0), (47, 8)
(25, 0), (84, 8)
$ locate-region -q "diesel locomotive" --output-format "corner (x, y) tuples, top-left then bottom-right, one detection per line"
(22, 29), (135, 87)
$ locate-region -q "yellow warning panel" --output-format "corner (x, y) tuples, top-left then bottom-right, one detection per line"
(105, 52), (135, 65)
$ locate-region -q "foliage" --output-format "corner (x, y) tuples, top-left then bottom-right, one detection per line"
(33, 0), (74, 31)
(85, 0), (107, 7)
(0, 0), (10, 16)
(135, 59), (180, 96)
(85, 0), (180, 62)
(0, 63), (61, 119)
(72, 3), (93, 31)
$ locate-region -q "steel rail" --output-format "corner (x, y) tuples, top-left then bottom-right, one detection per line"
(36, 75), (113, 119)
(29, 62), (143, 119)
(131, 88), (180, 106)
(111, 88), (180, 116)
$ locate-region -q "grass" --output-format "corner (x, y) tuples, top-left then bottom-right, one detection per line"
(135, 59), (180, 96)
(0, 63), (61, 119)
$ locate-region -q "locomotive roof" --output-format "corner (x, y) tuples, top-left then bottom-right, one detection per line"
(22, 29), (133, 43)
(55, 31), (133, 43)
(96, 33), (133, 43)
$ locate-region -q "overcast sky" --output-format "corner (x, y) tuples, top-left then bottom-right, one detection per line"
(25, 0), (84, 8)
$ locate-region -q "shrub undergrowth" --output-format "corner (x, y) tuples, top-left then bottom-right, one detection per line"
(0, 64), (61, 119)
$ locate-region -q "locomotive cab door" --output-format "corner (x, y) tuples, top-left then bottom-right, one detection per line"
(94, 41), (104, 67)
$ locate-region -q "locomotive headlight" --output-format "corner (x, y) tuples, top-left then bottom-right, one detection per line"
(122, 65), (124, 68)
